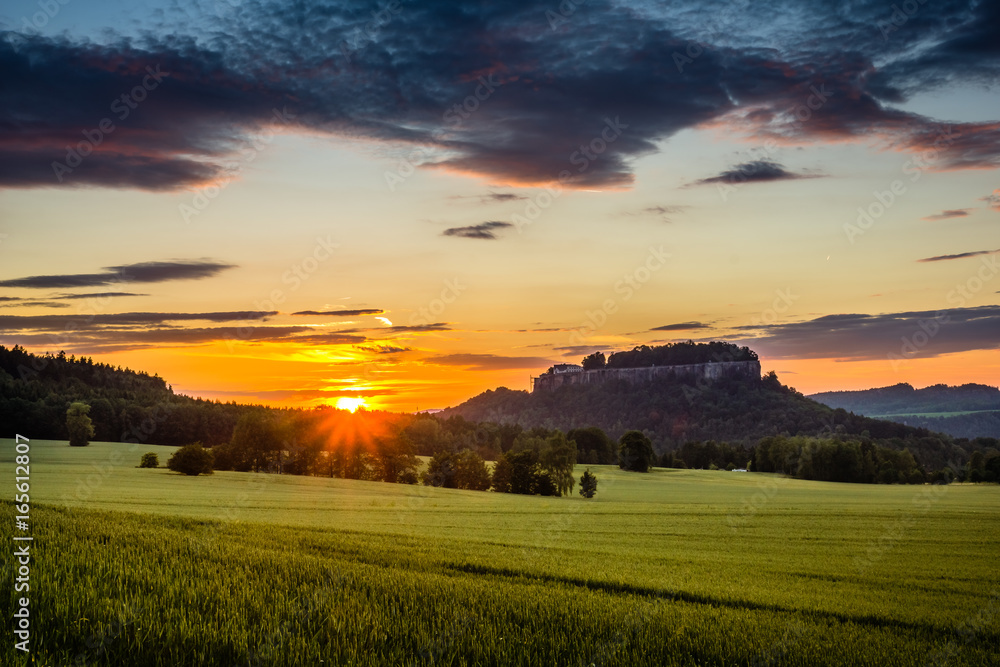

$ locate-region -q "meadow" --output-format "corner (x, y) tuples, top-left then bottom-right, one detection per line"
(2, 439), (999, 666)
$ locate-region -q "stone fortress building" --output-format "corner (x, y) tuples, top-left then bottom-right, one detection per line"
(531, 359), (762, 392)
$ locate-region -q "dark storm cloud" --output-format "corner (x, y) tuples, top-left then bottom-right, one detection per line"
(442, 221), (513, 240)
(2, 0), (999, 191)
(692, 161), (816, 186)
(0, 261), (235, 288)
(917, 249), (1000, 263)
(738, 306), (1000, 360)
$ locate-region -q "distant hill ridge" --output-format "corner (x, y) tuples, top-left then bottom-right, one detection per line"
(810, 383), (1000, 439)
(440, 342), (985, 470)
(810, 382), (1000, 415)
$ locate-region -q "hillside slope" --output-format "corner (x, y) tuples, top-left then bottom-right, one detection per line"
(439, 372), (968, 469)
(0, 344), (246, 446)
(810, 383), (1000, 438)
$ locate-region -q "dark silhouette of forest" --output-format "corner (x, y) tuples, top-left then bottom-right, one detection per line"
(2, 343), (998, 485)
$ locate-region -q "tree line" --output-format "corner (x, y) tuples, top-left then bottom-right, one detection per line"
(6, 344), (998, 486)
(579, 341), (758, 371)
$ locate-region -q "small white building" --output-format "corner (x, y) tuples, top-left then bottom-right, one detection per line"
(550, 363), (583, 374)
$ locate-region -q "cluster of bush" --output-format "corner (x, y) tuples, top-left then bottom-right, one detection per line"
(137, 417), (665, 499)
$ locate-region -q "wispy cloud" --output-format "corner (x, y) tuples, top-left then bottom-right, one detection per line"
(0, 311), (277, 330)
(356, 344), (411, 354)
(0, 261), (235, 289)
(738, 306), (1000, 360)
(0, 326), (365, 354)
(291, 309), (383, 317)
(53, 292), (149, 300)
(923, 209), (970, 220)
(983, 190), (1000, 211)
(442, 221), (513, 240)
(450, 192), (529, 204)
(650, 321), (708, 331)
(691, 160), (818, 187)
(423, 353), (552, 371)
(917, 248), (1000, 263)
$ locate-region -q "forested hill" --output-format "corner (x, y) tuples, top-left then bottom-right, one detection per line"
(810, 383), (1000, 439)
(810, 383), (1000, 415)
(439, 371), (978, 470)
(0, 345), (247, 446)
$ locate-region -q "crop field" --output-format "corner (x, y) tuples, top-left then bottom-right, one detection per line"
(3, 439), (999, 666)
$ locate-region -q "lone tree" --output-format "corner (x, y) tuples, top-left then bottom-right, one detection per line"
(167, 443), (214, 476)
(452, 449), (492, 491)
(619, 430), (654, 472)
(538, 432), (577, 496)
(139, 452), (159, 468)
(66, 402), (95, 447)
(579, 469), (598, 498)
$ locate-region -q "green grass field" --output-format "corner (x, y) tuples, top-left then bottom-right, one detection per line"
(3, 439), (999, 666)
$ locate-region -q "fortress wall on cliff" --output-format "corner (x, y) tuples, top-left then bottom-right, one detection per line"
(531, 360), (761, 392)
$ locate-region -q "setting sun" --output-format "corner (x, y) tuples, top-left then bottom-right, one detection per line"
(335, 396), (367, 413)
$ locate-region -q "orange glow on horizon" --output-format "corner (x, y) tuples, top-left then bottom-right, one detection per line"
(61, 340), (999, 416)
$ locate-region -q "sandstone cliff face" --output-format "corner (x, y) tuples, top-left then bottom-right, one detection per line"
(532, 360), (762, 392)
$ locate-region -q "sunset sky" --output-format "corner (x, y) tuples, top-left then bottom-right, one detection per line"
(1, 0), (998, 411)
